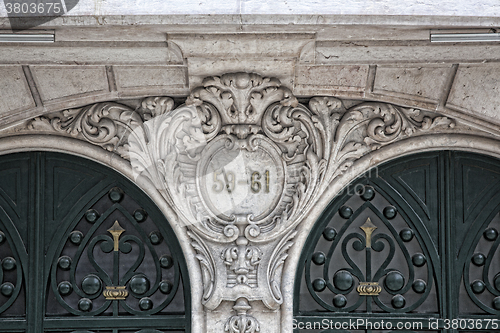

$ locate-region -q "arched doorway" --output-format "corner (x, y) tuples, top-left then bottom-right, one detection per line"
(0, 152), (190, 332)
(294, 151), (500, 332)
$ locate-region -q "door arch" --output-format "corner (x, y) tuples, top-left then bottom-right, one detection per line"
(0, 152), (191, 332)
(294, 151), (500, 332)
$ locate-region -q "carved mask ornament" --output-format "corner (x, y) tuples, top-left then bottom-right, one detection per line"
(20, 72), (459, 331)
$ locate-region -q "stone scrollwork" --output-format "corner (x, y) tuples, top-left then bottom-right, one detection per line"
(27, 102), (146, 159)
(15, 72), (470, 330)
(225, 298), (260, 333)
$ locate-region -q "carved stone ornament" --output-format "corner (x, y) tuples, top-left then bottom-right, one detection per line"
(14, 72), (473, 329)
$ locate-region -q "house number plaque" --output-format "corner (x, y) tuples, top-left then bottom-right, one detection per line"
(197, 135), (285, 220)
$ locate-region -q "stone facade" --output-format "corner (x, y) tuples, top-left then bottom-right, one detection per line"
(1, 7), (500, 332)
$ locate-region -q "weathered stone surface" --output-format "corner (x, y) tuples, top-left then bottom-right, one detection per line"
(294, 65), (369, 95)
(187, 58), (295, 88)
(31, 66), (108, 102)
(316, 42), (500, 63)
(0, 66), (35, 113)
(0, 43), (182, 65)
(447, 64), (500, 121)
(373, 65), (450, 103)
(170, 33), (313, 58)
(1, 0), (498, 16)
(114, 66), (188, 92)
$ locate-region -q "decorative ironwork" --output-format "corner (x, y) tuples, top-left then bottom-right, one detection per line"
(463, 213), (500, 314)
(0, 228), (23, 315)
(357, 282), (382, 296)
(49, 186), (182, 316)
(302, 184), (436, 313)
(359, 217), (377, 248)
(103, 286), (128, 300)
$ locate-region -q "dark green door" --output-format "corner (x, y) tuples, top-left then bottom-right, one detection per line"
(0, 152), (190, 333)
(295, 151), (500, 332)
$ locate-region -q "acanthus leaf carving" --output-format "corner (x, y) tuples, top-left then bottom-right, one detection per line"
(186, 72), (298, 128)
(27, 102), (147, 159)
(266, 229), (297, 307)
(188, 230), (216, 303)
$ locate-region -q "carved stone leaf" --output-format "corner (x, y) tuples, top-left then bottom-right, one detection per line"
(266, 230), (297, 307)
(28, 102), (144, 159)
(188, 231), (216, 302)
(187, 72), (298, 127)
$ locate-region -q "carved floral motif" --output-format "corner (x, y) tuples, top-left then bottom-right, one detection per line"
(225, 298), (260, 333)
(16, 72), (463, 331)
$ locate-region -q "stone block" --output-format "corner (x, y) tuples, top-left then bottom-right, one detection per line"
(170, 33), (313, 58)
(0, 42), (182, 65)
(316, 42), (500, 64)
(187, 58), (295, 89)
(447, 64), (500, 122)
(0, 66), (35, 113)
(294, 65), (369, 95)
(31, 66), (108, 103)
(373, 65), (450, 103)
(114, 66), (188, 92)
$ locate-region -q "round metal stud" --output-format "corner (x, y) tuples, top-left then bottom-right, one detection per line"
(332, 294), (347, 308)
(323, 227), (337, 241)
(133, 209), (148, 222)
(149, 231), (163, 245)
(412, 279), (426, 293)
(333, 270), (353, 291)
(471, 253), (486, 266)
(159, 255), (173, 269)
(360, 186), (375, 201)
(130, 275), (150, 295)
(69, 231), (84, 245)
(484, 228), (498, 241)
(58, 256), (72, 270)
(399, 228), (414, 242)
(2, 257), (16, 271)
(494, 273), (500, 292)
(81, 274), (102, 296)
(78, 298), (92, 312)
(412, 253), (427, 267)
(383, 206), (397, 219)
(339, 206), (353, 219)
(108, 187), (124, 203)
(85, 209), (99, 223)
(471, 280), (486, 294)
(159, 280), (173, 294)
(139, 297), (153, 311)
(311, 252), (326, 265)
(493, 296), (500, 310)
(385, 271), (405, 292)
(0, 231), (6, 245)
(392, 294), (406, 309)
(312, 278), (326, 292)
(0, 282), (14, 297)
(58, 281), (73, 296)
